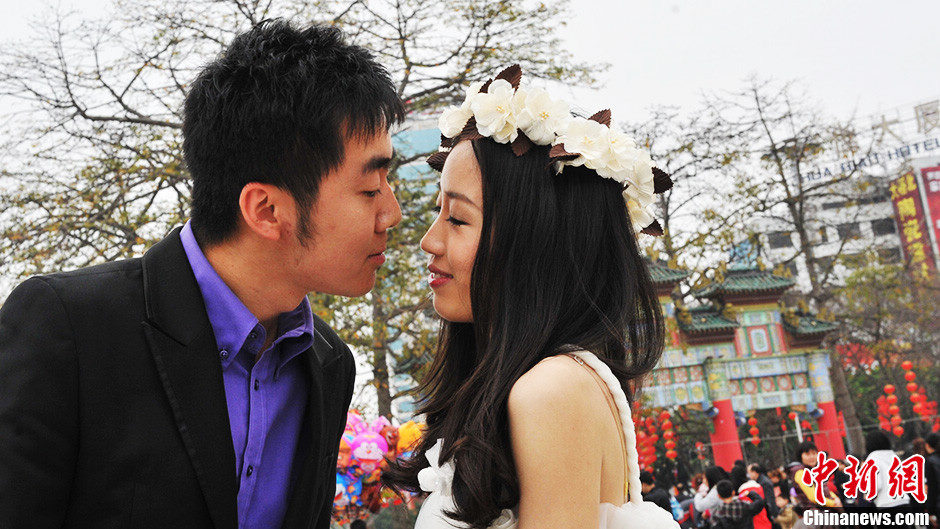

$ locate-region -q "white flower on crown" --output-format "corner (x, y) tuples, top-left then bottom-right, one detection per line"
(553, 117), (611, 171)
(470, 79), (519, 144)
(437, 81), (485, 138)
(514, 88), (570, 145)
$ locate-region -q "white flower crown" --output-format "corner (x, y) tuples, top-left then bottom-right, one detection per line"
(428, 65), (672, 236)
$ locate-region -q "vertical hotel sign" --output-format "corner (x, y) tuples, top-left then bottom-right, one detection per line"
(919, 166), (940, 265)
(889, 171), (935, 279)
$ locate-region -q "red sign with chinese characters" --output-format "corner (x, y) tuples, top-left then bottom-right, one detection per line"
(919, 166), (940, 260)
(809, 451), (926, 504)
(890, 171), (935, 279)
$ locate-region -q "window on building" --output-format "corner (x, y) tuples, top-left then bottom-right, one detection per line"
(814, 255), (836, 273)
(871, 218), (897, 236)
(837, 222), (861, 240)
(767, 231), (793, 249)
(817, 227), (829, 243)
(784, 261), (799, 277)
(842, 252), (869, 268)
(878, 247), (902, 264)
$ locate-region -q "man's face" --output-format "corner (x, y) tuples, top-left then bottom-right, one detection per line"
(287, 129), (401, 297)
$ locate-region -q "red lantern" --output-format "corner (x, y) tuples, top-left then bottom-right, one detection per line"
(889, 405), (900, 415)
(780, 422), (787, 432)
(887, 394), (898, 405)
(751, 438), (761, 446)
(901, 360), (913, 370)
(695, 441), (704, 449)
(665, 440), (676, 450)
(788, 411), (797, 420)
(666, 450), (678, 459)
(893, 426), (904, 436)
(749, 427), (759, 436)
(801, 420), (811, 429)
(648, 434), (659, 443)
(747, 417), (758, 426)
(913, 403), (925, 415)
(662, 420), (673, 430)
(884, 384), (896, 394)
(906, 382), (918, 393)
(659, 411), (671, 421)
(904, 371), (916, 382)
(662, 431), (673, 440)
(890, 416), (903, 427)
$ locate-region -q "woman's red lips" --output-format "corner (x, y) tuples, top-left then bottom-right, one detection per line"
(428, 264), (453, 288)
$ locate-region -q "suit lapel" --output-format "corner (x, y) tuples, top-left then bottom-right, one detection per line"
(141, 228), (238, 529)
(281, 330), (338, 529)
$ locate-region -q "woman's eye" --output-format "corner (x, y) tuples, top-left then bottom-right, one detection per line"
(447, 216), (467, 226)
(431, 205), (441, 213)
(363, 189), (381, 198)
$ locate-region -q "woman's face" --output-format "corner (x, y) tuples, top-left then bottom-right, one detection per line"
(420, 141), (483, 322)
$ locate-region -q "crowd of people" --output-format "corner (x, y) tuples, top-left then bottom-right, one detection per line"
(639, 433), (940, 529)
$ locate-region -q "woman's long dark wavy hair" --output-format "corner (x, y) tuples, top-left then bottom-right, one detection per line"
(382, 136), (665, 528)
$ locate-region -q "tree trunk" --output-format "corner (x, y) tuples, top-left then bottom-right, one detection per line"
(372, 297), (393, 419)
(828, 349), (863, 455)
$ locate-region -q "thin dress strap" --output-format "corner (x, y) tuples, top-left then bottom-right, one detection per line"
(565, 351), (643, 505)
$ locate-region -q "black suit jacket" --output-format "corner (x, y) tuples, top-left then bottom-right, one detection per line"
(0, 228), (356, 529)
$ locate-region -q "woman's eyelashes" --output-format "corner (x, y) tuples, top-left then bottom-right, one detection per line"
(431, 205), (467, 226)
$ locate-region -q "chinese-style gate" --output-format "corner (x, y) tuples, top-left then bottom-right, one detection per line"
(646, 259), (845, 469)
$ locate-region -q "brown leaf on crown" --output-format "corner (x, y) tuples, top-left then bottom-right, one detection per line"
(427, 151), (449, 172)
(653, 167), (673, 194)
(459, 117), (480, 139)
(588, 109), (612, 127)
(494, 64), (523, 89)
(440, 134), (453, 149)
(548, 143), (579, 161)
(510, 132), (535, 157)
(641, 220), (664, 236)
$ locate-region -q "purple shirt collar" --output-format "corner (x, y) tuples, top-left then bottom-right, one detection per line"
(180, 221), (314, 369)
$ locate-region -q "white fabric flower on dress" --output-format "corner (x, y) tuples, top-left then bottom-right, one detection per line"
(487, 509), (518, 529)
(470, 79), (519, 144)
(417, 439), (456, 497)
(514, 88), (570, 145)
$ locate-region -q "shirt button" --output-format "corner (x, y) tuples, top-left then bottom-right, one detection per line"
(254, 379), (260, 391)
(219, 349), (229, 360)
(246, 465), (254, 477)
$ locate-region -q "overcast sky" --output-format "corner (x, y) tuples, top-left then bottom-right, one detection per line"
(2, 0), (937, 126)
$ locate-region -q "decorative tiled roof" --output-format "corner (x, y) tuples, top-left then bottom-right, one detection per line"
(647, 259), (690, 285)
(677, 304), (738, 334)
(693, 266), (795, 299)
(782, 312), (838, 336)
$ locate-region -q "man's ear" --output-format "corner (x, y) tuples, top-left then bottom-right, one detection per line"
(238, 183), (295, 241)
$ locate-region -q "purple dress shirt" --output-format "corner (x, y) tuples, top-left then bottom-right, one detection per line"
(181, 221), (314, 529)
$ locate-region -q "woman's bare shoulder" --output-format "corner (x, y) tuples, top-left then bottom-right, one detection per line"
(507, 354), (604, 423)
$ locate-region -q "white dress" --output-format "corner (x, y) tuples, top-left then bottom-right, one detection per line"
(413, 350), (681, 529)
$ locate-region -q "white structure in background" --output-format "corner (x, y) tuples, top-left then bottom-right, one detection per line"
(759, 98), (940, 293)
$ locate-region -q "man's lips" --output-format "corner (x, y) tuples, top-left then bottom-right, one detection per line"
(368, 248), (387, 265)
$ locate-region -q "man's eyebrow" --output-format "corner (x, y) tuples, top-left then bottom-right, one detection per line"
(444, 190), (480, 209)
(363, 149), (395, 173)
